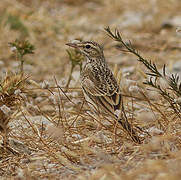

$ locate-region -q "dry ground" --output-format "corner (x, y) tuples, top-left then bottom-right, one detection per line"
(0, 0), (181, 179)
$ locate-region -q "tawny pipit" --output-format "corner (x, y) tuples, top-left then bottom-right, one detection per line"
(66, 41), (141, 143)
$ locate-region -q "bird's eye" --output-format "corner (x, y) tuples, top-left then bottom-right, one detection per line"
(85, 44), (91, 49)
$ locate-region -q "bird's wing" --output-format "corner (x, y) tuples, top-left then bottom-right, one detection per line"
(81, 67), (121, 113)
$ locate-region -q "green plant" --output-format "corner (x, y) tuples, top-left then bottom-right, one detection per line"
(5, 14), (29, 37)
(105, 27), (181, 116)
(9, 39), (35, 73)
(65, 48), (83, 88)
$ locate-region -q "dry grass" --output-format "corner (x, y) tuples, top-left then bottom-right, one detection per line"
(0, 0), (181, 179)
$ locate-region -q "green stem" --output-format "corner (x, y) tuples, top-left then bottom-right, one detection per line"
(18, 53), (24, 74)
(65, 64), (75, 89)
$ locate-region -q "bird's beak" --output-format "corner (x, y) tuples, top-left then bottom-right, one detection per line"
(66, 43), (79, 48)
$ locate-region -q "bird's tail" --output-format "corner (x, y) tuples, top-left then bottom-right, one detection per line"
(118, 118), (141, 144)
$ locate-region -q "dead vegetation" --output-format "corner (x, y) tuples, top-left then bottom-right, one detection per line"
(0, 0), (181, 179)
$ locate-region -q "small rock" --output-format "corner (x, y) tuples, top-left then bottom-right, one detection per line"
(0, 60), (4, 66)
(173, 60), (181, 73)
(148, 127), (164, 135)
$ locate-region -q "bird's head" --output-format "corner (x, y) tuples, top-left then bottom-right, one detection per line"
(66, 40), (104, 58)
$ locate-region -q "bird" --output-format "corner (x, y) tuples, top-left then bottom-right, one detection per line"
(66, 40), (141, 144)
